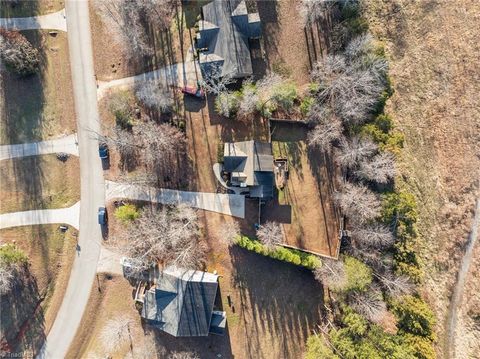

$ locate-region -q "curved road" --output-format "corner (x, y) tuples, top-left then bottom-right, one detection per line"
(37, 1), (104, 358)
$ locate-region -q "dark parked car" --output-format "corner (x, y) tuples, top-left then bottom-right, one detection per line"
(98, 207), (108, 225)
(99, 142), (109, 159)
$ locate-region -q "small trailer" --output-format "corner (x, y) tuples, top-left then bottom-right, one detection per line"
(273, 158), (289, 190)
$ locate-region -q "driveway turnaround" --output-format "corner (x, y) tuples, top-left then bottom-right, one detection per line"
(213, 163), (247, 195)
(0, 134), (79, 161)
(37, 1), (105, 358)
(105, 180), (245, 218)
(0, 202), (80, 230)
(97, 46), (200, 98)
(0, 9), (67, 32)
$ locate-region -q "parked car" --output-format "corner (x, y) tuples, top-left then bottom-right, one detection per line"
(98, 207), (108, 225)
(98, 142), (109, 159)
(181, 86), (205, 99)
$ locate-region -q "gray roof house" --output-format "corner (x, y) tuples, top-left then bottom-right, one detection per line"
(141, 266), (226, 337)
(223, 140), (274, 198)
(196, 0), (261, 78)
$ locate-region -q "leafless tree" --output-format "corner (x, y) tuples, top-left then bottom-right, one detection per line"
(298, 0), (330, 26)
(375, 271), (414, 298)
(116, 205), (205, 272)
(350, 222), (395, 249)
(100, 126), (139, 171)
(137, 0), (179, 30)
(335, 182), (381, 223)
(349, 286), (388, 324)
(123, 333), (163, 359)
(0, 264), (14, 294)
(256, 221), (283, 249)
(214, 91), (239, 118)
(100, 317), (134, 354)
(355, 152), (396, 183)
(199, 64), (235, 95)
(94, 0), (153, 57)
(335, 136), (377, 168)
(313, 257), (347, 291)
(136, 80), (173, 114)
(169, 352), (200, 359)
(0, 29), (39, 76)
(308, 115), (344, 152)
(217, 221), (241, 246)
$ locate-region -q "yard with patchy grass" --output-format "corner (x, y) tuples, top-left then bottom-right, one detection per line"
(0, 154), (79, 214)
(0, 29), (76, 145)
(0, 225), (77, 354)
(0, 0), (64, 18)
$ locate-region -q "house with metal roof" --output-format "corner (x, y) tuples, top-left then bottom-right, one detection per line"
(141, 266), (226, 337)
(223, 140), (274, 199)
(196, 0), (261, 78)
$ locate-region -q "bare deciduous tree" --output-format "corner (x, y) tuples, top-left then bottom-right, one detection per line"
(237, 80), (258, 117)
(355, 152), (396, 183)
(136, 80), (173, 114)
(100, 317), (134, 354)
(349, 286), (388, 324)
(137, 0), (179, 30)
(217, 221), (241, 246)
(117, 205), (205, 272)
(298, 0), (329, 26)
(256, 221), (283, 249)
(313, 257), (346, 291)
(123, 333), (162, 359)
(308, 114), (344, 152)
(169, 352), (200, 359)
(350, 223), (394, 249)
(0, 264), (14, 294)
(199, 64), (235, 95)
(335, 182), (381, 223)
(375, 271), (414, 298)
(214, 91), (239, 118)
(0, 29), (39, 76)
(335, 136), (377, 168)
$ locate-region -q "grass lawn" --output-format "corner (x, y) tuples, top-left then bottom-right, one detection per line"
(268, 122), (340, 258)
(0, 225), (77, 354)
(0, 30), (75, 145)
(0, 0), (64, 18)
(0, 154), (80, 214)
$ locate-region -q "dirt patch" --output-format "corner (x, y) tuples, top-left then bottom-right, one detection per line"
(0, 154), (80, 214)
(0, 225), (77, 354)
(364, 0), (480, 357)
(0, 30), (76, 145)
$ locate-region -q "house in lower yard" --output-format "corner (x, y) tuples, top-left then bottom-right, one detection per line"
(223, 140), (274, 199)
(140, 266), (226, 337)
(195, 0), (261, 78)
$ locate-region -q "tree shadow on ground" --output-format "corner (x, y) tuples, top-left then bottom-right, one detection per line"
(229, 245), (324, 359)
(0, 267), (46, 356)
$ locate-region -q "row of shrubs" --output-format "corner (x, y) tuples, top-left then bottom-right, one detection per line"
(236, 235), (321, 270)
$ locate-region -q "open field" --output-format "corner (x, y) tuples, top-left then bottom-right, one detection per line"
(0, 30), (75, 145)
(0, 0), (64, 18)
(0, 225), (77, 354)
(0, 154), (80, 214)
(365, 0), (480, 357)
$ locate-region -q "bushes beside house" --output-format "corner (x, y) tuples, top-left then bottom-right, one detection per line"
(236, 235), (321, 269)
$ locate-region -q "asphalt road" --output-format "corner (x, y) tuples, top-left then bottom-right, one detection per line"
(37, 1), (104, 358)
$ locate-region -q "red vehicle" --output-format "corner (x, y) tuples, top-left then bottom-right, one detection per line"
(181, 86), (205, 99)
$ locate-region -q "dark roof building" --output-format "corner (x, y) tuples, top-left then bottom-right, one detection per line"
(196, 0), (261, 78)
(223, 140), (274, 198)
(141, 266), (225, 337)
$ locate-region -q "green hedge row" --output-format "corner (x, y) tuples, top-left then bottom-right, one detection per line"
(236, 235), (321, 269)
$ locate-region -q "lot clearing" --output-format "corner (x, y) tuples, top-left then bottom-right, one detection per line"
(0, 154), (80, 214)
(0, 225), (77, 354)
(364, 0), (480, 357)
(0, 29), (75, 145)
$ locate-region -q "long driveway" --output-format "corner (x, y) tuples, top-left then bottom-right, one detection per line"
(0, 202), (80, 230)
(105, 180), (245, 218)
(37, 1), (104, 358)
(0, 134), (78, 161)
(0, 9), (67, 31)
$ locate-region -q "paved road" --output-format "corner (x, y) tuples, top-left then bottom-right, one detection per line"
(0, 202), (80, 230)
(37, 1), (104, 358)
(106, 180), (245, 218)
(0, 134), (78, 161)
(0, 9), (67, 31)
(97, 46), (200, 98)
